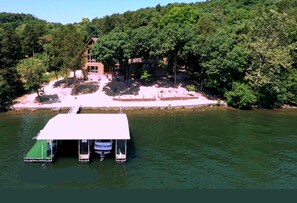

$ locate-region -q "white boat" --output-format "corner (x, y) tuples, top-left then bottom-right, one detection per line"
(94, 145), (112, 151)
(94, 140), (113, 147)
(94, 140), (113, 161)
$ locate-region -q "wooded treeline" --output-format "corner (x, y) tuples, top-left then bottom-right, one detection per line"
(0, 0), (296, 109)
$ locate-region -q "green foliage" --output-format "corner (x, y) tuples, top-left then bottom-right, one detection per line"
(92, 30), (132, 67)
(0, 25), (22, 107)
(45, 24), (85, 82)
(0, 12), (43, 29)
(225, 82), (257, 109)
(16, 22), (47, 57)
(1, 0), (297, 109)
(0, 74), (11, 107)
(0, 25), (21, 68)
(159, 5), (198, 26)
(244, 9), (293, 107)
(60, 25), (85, 75)
(286, 70), (297, 106)
(70, 82), (99, 95)
(186, 84), (197, 92)
(200, 30), (248, 92)
(16, 57), (48, 92)
(140, 69), (152, 82)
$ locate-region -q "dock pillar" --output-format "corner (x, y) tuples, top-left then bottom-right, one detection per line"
(115, 140), (127, 163)
(78, 139), (90, 162)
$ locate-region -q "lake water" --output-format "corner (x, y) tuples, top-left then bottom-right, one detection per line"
(1, 107), (297, 189)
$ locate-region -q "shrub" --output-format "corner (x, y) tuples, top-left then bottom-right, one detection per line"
(71, 82), (99, 95)
(186, 84), (197, 92)
(140, 69), (152, 82)
(225, 82), (257, 109)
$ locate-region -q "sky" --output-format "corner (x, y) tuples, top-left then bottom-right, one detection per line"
(0, 0), (202, 24)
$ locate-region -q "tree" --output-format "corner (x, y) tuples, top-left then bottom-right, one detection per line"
(244, 9), (294, 107)
(79, 17), (94, 40)
(286, 70), (297, 105)
(92, 30), (133, 81)
(44, 24), (85, 88)
(43, 25), (64, 81)
(199, 30), (248, 93)
(0, 25), (21, 69)
(157, 23), (197, 84)
(131, 26), (158, 60)
(159, 5), (198, 26)
(0, 74), (11, 107)
(60, 24), (85, 87)
(16, 22), (46, 57)
(0, 25), (22, 107)
(16, 57), (48, 102)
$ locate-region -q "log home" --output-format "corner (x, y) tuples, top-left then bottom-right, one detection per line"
(82, 37), (105, 80)
(82, 37), (162, 81)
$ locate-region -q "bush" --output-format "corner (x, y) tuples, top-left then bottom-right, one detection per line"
(71, 82), (99, 95)
(286, 70), (297, 106)
(225, 82), (257, 109)
(140, 69), (152, 82)
(186, 84), (197, 92)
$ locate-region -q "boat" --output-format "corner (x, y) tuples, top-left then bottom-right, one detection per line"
(94, 140), (113, 161)
(95, 140), (113, 146)
(94, 145), (112, 151)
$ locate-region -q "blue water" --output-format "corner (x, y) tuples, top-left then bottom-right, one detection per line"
(1, 108), (297, 189)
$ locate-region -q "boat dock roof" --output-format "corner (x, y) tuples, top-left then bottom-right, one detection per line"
(36, 114), (130, 140)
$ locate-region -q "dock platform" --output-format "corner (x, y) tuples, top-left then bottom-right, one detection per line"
(24, 140), (54, 163)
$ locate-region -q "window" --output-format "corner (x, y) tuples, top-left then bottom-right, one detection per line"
(88, 66), (98, 73)
(87, 49), (96, 62)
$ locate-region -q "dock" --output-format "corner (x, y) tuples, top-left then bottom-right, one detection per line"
(24, 105), (81, 163)
(24, 113), (130, 163)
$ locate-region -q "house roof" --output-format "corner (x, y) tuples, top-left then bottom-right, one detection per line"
(85, 37), (99, 49)
(85, 37), (99, 47)
(91, 37), (98, 43)
(36, 114), (130, 140)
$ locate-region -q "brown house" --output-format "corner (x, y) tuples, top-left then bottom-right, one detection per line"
(82, 37), (163, 81)
(82, 37), (105, 80)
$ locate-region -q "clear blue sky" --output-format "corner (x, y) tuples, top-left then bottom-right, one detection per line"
(0, 0), (202, 24)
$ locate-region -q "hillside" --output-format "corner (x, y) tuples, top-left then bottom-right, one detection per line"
(1, 0), (297, 109)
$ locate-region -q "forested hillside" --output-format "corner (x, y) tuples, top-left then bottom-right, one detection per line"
(1, 0), (296, 109)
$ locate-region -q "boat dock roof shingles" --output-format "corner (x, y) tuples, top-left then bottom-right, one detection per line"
(36, 114), (130, 140)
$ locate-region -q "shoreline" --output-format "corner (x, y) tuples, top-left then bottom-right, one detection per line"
(10, 76), (222, 112)
(11, 101), (220, 111)
(5, 106), (297, 117)
(8, 75), (296, 113)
